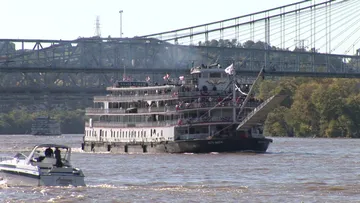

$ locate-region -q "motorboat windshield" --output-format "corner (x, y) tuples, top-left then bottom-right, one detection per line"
(26, 144), (72, 167)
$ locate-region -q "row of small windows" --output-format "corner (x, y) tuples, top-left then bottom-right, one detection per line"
(85, 129), (164, 138)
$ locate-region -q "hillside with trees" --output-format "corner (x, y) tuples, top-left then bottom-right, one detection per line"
(259, 78), (360, 138)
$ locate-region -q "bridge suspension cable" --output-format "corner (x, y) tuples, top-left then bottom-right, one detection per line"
(154, 0), (359, 56)
(140, 0), (312, 39)
(140, 0), (336, 43)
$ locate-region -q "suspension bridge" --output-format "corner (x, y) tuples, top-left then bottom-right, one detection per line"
(0, 0), (359, 109)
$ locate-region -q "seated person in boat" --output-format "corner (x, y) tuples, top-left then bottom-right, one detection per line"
(45, 147), (54, 157)
(35, 147), (53, 162)
(39, 147), (57, 165)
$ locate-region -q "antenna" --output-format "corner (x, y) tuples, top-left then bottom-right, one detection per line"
(94, 16), (101, 37)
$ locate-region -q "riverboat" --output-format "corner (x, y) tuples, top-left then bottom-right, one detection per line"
(82, 63), (281, 153)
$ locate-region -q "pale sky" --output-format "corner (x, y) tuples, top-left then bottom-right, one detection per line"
(1, 0), (359, 55)
(1, 0), (300, 40)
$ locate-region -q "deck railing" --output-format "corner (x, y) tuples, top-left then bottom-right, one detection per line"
(85, 116), (243, 128)
(94, 94), (176, 102)
(85, 120), (178, 128)
(86, 100), (262, 115)
(86, 106), (176, 114)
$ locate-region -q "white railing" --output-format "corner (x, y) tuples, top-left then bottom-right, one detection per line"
(94, 94), (177, 102)
(178, 91), (228, 97)
(86, 100), (261, 115)
(85, 120), (178, 128)
(179, 116), (239, 124)
(85, 115), (241, 128)
(86, 106), (177, 114)
(177, 100), (261, 110)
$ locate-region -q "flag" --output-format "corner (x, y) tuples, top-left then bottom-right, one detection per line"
(163, 73), (170, 80)
(145, 76), (150, 82)
(224, 63), (234, 75)
(123, 74), (132, 81)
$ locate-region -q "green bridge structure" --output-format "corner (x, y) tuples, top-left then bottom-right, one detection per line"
(0, 0), (359, 109)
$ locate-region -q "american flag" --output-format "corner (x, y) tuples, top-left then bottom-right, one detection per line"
(163, 73), (170, 80)
(123, 74), (132, 81)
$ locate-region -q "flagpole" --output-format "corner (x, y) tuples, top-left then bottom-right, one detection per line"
(232, 63), (236, 123)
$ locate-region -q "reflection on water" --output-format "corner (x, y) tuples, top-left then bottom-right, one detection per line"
(1, 135), (360, 202)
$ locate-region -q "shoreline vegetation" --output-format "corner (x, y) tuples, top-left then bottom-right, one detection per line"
(260, 78), (360, 138)
(0, 109), (84, 134)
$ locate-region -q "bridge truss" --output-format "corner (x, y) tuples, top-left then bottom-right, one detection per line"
(0, 0), (359, 110)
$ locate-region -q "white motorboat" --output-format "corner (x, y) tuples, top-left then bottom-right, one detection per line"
(0, 144), (85, 187)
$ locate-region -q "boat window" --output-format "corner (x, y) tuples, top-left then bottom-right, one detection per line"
(161, 130), (163, 137)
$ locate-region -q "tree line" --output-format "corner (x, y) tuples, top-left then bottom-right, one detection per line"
(0, 109), (84, 134)
(259, 77), (360, 138)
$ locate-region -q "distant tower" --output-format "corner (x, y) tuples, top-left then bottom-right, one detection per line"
(94, 16), (101, 37)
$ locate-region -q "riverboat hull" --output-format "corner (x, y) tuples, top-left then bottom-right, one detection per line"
(82, 137), (272, 154)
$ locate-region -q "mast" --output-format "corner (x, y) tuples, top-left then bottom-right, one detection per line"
(232, 63), (236, 123)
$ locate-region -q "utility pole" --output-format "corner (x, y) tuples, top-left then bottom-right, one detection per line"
(119, 10), (123, 38)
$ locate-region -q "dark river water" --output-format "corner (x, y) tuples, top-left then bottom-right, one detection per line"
(0, 134), (360, 203)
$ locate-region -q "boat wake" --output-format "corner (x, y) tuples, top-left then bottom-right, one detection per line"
(0, 177), (8, 187)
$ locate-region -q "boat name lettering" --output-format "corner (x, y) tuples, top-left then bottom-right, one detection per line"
(56, 177), (73, 185)
(115, 81), (148, 87)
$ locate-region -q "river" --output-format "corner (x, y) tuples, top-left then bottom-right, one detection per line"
(0, 134), (359, 203)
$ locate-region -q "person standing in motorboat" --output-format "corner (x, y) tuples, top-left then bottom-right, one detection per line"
(54, 147), (63, 167)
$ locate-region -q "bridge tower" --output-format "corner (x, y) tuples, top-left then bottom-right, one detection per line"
(94, 16), (101, 37)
